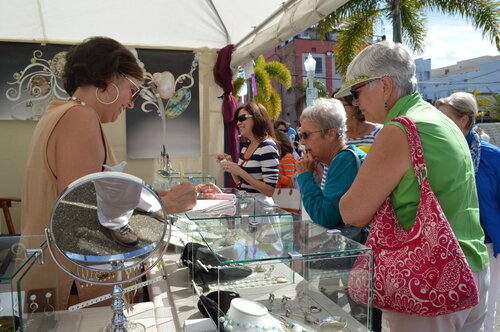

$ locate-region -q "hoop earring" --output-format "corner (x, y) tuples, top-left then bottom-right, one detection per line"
(95, 83), (119, 105)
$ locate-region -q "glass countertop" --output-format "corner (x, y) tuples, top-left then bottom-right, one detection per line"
(184, 195), (292, 220)
(188, 214), (370, 265)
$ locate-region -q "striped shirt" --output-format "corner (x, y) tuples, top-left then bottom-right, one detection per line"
(238, 138), (279, 193)
(347, 124), (383, 152)
(277, 152), (296, 188)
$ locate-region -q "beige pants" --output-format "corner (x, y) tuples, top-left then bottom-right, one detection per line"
(381, 267), (489, 332)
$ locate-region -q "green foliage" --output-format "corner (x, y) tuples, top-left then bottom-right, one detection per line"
(263, 62), (292, 89)
(232, 77), (245, 97)
(483, 91), (500, 119)
(316, 0), (500, 77)
(233, 55), (292, 120)
(287, 79), (330, 113)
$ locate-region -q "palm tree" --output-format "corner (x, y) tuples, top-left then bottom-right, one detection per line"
(483, 91), (500, 119)
(316, 0), (500, 77)
(232, 55), (291, 120)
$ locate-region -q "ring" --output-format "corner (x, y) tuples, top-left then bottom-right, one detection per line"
(309, 305), (321, 313)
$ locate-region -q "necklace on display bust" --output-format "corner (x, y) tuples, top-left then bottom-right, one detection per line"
(70, 96), (87, 106)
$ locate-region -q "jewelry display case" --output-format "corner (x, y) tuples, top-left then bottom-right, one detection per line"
(0, 235), (58, 332)
(167, 199), (374, 332)
(154, 171), (216, 190)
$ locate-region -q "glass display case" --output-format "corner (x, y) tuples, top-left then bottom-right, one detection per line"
(168, 198), (374, 332)
(0, 235), (58, 332)
(154, 171), (216, 190)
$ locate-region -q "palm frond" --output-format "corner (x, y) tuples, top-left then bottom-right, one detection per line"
(421, 0), (500, 51)
(254, 66), (271, 102)
(263, 62), (292, 89)
(267, 90), (282, 120)
(484, 90), (500, 119)
(254, 55), (266, 68)
(334, 7), (379, 77)
(232, 77), (245, 97)
(400, 4), (426, 53)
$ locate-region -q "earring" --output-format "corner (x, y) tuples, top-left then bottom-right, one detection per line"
(44, 292), (54, 316)
(384, 100), (388, 110)
(29, 294), (38, 313)
(95, 83), (119, 105)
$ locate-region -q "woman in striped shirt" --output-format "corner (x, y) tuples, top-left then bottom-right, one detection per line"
(216, 101), (279, 203)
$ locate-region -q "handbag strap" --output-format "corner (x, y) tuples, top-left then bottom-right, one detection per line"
(344, 147), (361, 170)
(391, 116), (427, 186)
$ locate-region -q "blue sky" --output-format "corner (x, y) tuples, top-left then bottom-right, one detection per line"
(376, 11), (499, 69)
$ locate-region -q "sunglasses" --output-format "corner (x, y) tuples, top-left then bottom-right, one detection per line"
(236, 114), (253, 123)
(350, 79), (379, 100)
(298, 129), (323, 140)
(120, 73), (141, 102)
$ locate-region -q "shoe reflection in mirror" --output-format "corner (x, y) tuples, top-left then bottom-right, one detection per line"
(109, 225), (139, 247)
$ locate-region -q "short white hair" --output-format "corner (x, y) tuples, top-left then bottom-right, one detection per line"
(300, 98), (347, 141)
(346, 40), (418, 99)
(436, 92), (478, 132)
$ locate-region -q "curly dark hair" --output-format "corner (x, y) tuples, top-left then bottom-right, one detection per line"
(63, 36), (144, 96)
(234, 101), (276, 141)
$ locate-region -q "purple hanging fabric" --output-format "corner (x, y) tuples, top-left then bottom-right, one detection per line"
(213, 44), (239, 188)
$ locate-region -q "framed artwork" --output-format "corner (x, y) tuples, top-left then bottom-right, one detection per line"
(0, 41), (200, 158)
(126, 49), (200, 159)
(0, 42), (69, 120)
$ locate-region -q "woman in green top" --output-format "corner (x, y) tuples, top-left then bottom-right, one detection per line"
(335, 41), (489, 332)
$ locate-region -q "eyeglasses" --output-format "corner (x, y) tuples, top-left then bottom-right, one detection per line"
(350, 79), (379, 100)
(120, 73), (141, 102)
(298, 129), (323, 140)
(236, 114), (253, 122)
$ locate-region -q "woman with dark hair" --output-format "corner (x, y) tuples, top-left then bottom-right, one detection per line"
(216, 101), (279, 202)
(20, 37), (196, 308)
(22, 36), (195, 239)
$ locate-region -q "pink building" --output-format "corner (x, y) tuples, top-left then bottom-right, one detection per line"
(264, 30), (342, 126)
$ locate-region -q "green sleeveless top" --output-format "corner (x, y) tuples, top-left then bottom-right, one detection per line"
(384, 92), (488, 272)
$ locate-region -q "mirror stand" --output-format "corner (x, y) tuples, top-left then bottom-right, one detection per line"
(101, 264), (145, 332)
(43, 172), (171, 332)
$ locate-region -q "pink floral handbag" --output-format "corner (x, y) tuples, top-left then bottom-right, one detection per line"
(348, 116), (479, 316)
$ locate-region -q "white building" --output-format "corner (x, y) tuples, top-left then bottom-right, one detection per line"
(416, 55), (500, 103)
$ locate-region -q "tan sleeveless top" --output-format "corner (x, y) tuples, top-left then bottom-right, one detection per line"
(19, 100), (118, 309)
(21, 100), (117, 235)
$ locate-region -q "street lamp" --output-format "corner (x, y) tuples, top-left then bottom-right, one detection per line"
(304, 53), (318, 107)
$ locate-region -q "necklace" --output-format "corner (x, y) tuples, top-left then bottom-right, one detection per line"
(219, 313), (284, 331)
(70, 96), (87, 106)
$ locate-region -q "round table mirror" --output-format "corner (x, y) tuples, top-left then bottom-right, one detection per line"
(45, 171), (172, 332)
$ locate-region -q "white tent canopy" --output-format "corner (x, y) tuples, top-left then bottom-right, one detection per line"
(0, 0), (349, 203)
(1, 0), (348, 69)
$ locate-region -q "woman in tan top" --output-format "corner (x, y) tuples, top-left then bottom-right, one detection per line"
(20, 37), (197, 309)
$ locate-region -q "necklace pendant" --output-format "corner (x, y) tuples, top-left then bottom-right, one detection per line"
(70, 96), (87, 106)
